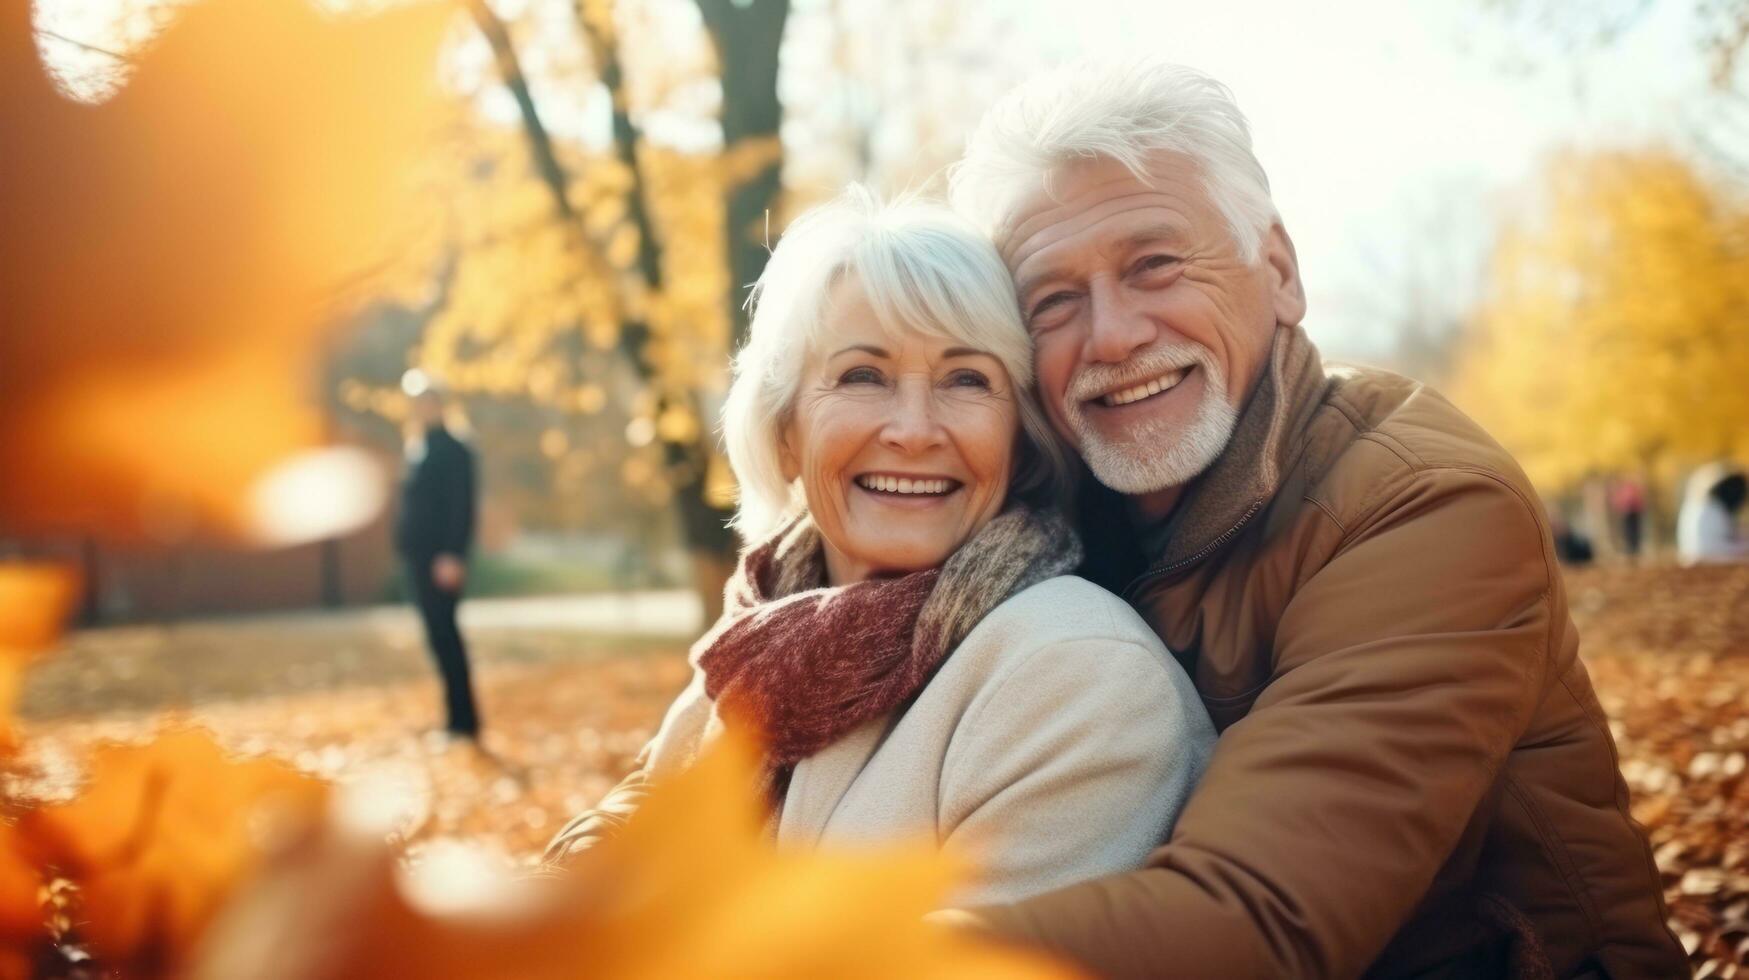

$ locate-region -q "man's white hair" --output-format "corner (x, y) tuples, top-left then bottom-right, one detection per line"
(950, 59), (1278, 260)
(721, 187), (1073, 541)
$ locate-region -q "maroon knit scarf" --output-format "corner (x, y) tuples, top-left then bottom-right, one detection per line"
(694, 506), (1080, 780)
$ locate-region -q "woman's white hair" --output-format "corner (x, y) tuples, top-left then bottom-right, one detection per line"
(722, 187), (1073, 541)
(949, 58), (1278, 260)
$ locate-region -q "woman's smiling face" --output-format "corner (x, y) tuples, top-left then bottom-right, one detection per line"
(781, 275), (1018, 585)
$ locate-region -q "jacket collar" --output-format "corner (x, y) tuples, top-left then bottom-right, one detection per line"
(1137, 324), (1330, 572)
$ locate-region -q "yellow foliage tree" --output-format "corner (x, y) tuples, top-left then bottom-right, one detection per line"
(1450, 148), (1749, 494)
(365, 0), (1051, 608)
(322, 0), (790, 615)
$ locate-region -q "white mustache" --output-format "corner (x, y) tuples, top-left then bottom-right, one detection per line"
(1067, 343), (1218, 404)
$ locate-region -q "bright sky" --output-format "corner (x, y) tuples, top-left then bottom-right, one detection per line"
(1040, 0), (1728, 358)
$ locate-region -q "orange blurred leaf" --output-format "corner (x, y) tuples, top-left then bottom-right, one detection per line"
(0, 563), (79, 741)
(0, 0), (450, 543)
(191, 729), (1082, 980)
(19, 729), (328, 974)
(0, 825), (46, 969)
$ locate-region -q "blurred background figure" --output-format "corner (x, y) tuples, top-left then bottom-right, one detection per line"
(1678, 464), (1749, 566)
(1550, 508), (1595, 566)
(397, 369), (481, 740)
(1611, 476), (1648, 560)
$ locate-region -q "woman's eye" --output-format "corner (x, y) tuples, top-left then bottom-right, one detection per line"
(946, 369), (991, 390)
(837, 366), (884, 386)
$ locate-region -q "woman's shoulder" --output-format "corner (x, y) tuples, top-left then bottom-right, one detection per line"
(933, 575), (1211, 766)
(932, 576), (1185, 706)
(968, 574), (1169, 656)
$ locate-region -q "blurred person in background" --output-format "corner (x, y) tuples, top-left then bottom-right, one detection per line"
(1677, 464), (1748, 565)
(1611, 475), (1647, 558)
(1549, 509), (1595, 566)
(543, 191), (1215, 905)
(396, 369), (481, 740)
(942, 59), (1685, 979)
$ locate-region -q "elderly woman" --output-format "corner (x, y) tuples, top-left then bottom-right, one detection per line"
(543, 191), (1214, 904)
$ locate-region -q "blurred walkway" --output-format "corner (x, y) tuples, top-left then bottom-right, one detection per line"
(64, 589), (703, 641)
(459, 590), (701, 635)
(22, 590), (702, 721)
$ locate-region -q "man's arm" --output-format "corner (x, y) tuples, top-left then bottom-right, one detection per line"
(961, 469), (1555, 978)
(440, 441), (476, 559)
(427, 441), (475, 591)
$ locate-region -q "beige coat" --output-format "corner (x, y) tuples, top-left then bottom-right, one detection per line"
(547, 574), (1216, 906)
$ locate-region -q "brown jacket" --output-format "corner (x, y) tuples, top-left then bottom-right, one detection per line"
(969, 327), (1686, 979)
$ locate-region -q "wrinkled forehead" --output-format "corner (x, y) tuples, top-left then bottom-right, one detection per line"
(997, 153), (1218, 268)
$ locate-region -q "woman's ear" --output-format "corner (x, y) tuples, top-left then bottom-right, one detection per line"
(777, 422), (801, 483)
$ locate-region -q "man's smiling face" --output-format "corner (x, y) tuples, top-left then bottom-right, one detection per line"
(1003, 153), (1304, 511)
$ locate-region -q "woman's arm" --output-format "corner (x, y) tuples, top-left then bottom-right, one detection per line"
(540, 668), (714, 869)
(936, 635), (1215, 906)
(540, 757), (653, 868)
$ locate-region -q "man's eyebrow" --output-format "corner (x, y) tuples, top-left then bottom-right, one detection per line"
(1121, 222), (1189, 250)
(1014, 269), (1065, 302)
(1014, 223), (1191, 300)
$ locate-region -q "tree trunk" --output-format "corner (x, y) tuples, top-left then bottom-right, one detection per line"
(1638, 456), (1664, 561)
(469, 0), (761, 612)
(577, 3), (740, 596)
(697, 0), (789, 351)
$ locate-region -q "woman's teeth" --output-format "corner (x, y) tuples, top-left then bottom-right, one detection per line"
(856, 475), (955, 495)
(1103, 368), (1188, 407)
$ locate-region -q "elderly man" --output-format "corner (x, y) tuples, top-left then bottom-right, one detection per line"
(946, 61), (1685, 979)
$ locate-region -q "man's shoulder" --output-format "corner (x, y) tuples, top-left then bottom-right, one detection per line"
(427, 428), (474, 458)
(1302, 362), (1541, 530)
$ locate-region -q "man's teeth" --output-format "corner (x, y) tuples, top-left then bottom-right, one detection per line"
(857, 475), (955, 495)
(1102, 369), (1187, 407)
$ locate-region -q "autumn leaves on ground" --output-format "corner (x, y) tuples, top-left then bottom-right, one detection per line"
(0, 564), (1743, 977)
(2, 603), (1078, 980)
(1572, 565), (1749, 977)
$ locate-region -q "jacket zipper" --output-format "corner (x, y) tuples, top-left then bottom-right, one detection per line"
(1121, 499), (1265, 602)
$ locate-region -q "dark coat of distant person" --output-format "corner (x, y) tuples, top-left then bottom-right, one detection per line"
(395, 425), (475, 562)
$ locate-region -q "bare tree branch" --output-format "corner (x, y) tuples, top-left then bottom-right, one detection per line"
(33, 28), (133, 63)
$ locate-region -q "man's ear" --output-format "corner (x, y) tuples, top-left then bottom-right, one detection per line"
(1262, 222), (1307, 327)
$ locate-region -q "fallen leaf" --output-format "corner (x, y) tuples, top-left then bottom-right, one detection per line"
(19, 728), (328, 974)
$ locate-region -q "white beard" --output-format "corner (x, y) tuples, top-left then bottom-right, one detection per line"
(1065, 343), (1239, 495)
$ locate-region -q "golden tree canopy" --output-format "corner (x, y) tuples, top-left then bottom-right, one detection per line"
(1451, 147), (1749, 490)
